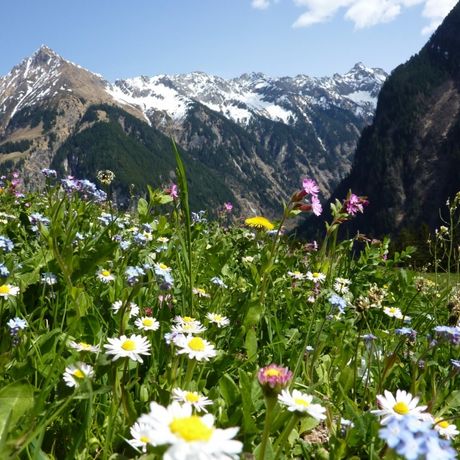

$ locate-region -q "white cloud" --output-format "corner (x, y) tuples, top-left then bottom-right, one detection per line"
(251, 0), (272, 9)
(287, 0), (457, 33)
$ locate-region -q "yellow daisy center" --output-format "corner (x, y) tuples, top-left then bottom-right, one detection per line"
(213, 314), (223, 321)
(265, 368), (282, 377)
(121, 339), (137, 351)
(393, 402), (410, 415)
(245, 216), (274, 230)
(72, 369), (85, 379)
(312, 272), (321, 278)
(183, 316), (195, 323)
(438, 420), (450, 429)
(389, 307), (397, 314)
(159, 263), (169, 270)
(101, 270), (111, 277)
(79, 342), (92, 350)
(185, 392), (200, 403)
(140, 435), (150, 443)
(0, 285), (10, 294)
(188, 337), (205, 351)
(142, 318), (154, 327)
(294, 398), (310, 407)
(169, 416), (213, 442)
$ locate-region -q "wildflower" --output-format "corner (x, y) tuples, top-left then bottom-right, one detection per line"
(372, 390), (429, 425)
(223, 202), (233, 212)
(242, 255), (254, 263)
(127, 422), (154, 453)
(0, 263), (10, 278)
(63, 363), (94, 387)
(112, 301), (139, 318)
(98, 213), (117, 226)
(345, 193), (368, 216)
(175, 335), (217, 361)
(210, 276), (227, 288)
(287, 270), (307, 280)
(395, 327), (417, 340)
(206, 313), (230, 328)
(306, 271), (326, 283)
(41, 272), (57, 285)
(167, 183), (178, 199)
(311, 195), (323, 216)
(172, 388), (213, 413)
(135, 316), (160, 331)
(68, 341), (100, 353)
(104, 334), (151, 363)
(278, 389), (327, 420)
(361, 333), (378, 343)
(0, 284), (19, 297)
(193, 287), (210, 298)
(434, 418), (460, 440)
(29, 213), (50, 231)
(258, 364), (293, 395)
(0, 236), (14, 253)
(329, 294), (347, 314)
(172, 320), (206, 335)
(97, 268), (115, 283)
(164, 331), (184, 346)
(96, 169), (115, 185)
(434, 325), (460, 345)
(41, 168), (57, 178)
(302, 178), (320, 196)
(7, 315), (26, 329)
(135, 401), (242, 458)
(383, 306), (404, 319)
(154, 263), (174, 288)
(245, 216), (275, 231)
(451, 359), (460, 371)
(125, 266), (145, 285)
(333, 277), (351, 294)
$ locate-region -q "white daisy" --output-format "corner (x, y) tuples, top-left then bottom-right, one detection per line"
(287, 270), (307, 280)
(434, 418), (460, 439)
(383, 307), (404, 319)
(104, 334), (151, 363)
(306, 272), (326, 283)
(7, 317), (28, 330)
(68, 340), (100, 353)
(127, 422), (155, 453)
(157, 237), (169, 244)
(334, 277), (351, 294)
(135, 316), (160, 331)
(175, 335), (217, 361)
(172, 388), (213, 413)
(112, 301), (139, 318)
(278, 389), (327, 420)
(97, 268), (115, 283)
(172, 321), (207, 334)
(174, 315), (200, 325)
(0, 284), (20, 297)
(206, 313), (230, 328)
(137, 401), (242, 459)
(372, 390), (429, 425)
(63, 362), (94, 387)
(192, 287), (210, 298)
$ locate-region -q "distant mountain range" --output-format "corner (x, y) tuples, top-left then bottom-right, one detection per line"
(0, 46), (386, 214)
(325, 0), (460, 240)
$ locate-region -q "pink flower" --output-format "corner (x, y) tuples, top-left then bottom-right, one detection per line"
(166, 184), (178, 199)
(302, 178), (320, 196)
(311, 195), (322, 216)
(224, 202), (233, 212)
(258, 364), (293, 395)
(345, 194), (368, 216)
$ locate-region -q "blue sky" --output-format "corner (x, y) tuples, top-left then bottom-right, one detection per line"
(0, 0), (457, 81)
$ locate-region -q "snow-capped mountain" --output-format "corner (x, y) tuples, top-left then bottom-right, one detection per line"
(0, 46), (387, 215)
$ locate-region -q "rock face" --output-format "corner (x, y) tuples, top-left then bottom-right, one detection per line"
(329, 1), (460, 236)
(0, 46), (386, 214)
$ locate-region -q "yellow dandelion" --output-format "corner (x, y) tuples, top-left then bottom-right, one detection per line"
(245, 216), (274, 230)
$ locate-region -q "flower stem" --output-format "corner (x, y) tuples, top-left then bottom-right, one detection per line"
(258, 395), (277, 460)
(273, 413), (300, 458)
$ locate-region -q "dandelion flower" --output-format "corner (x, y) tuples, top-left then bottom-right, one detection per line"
(172, 388), (213, 413)
(135, 316), (160, 331)
(245, 216), (274, 231)
(206, 313), (230, 328)
(278, 389), (327, 420)
(372, 390), (429, 425)
(104, 334), (151, 363)
(0, 284), (19, 297)
(63, 362), (94, 387)
(137, 401), (242, 459)
(175, 335), (217, 361)
(68, 341), (100, 353)
(97, 268), (115, 283)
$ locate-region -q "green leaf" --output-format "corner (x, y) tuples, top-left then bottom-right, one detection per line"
(219, 374), (239, 406)
(244, 327), (258, 361)
(137, 197), (149, 216)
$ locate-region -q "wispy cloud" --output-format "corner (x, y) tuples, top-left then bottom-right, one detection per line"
(252, 0), (457, 34)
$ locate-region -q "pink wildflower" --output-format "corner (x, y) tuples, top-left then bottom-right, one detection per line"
(166, 184), (178, 199)
(258, 364), (293, 395)
(224, 202), (233, 212)
(311, 195), (323, 216)
(302, 178), (320, 196)
(345, 194), (368, 216)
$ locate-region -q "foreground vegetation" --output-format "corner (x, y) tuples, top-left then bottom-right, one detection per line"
(0, 151), (459, 459)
